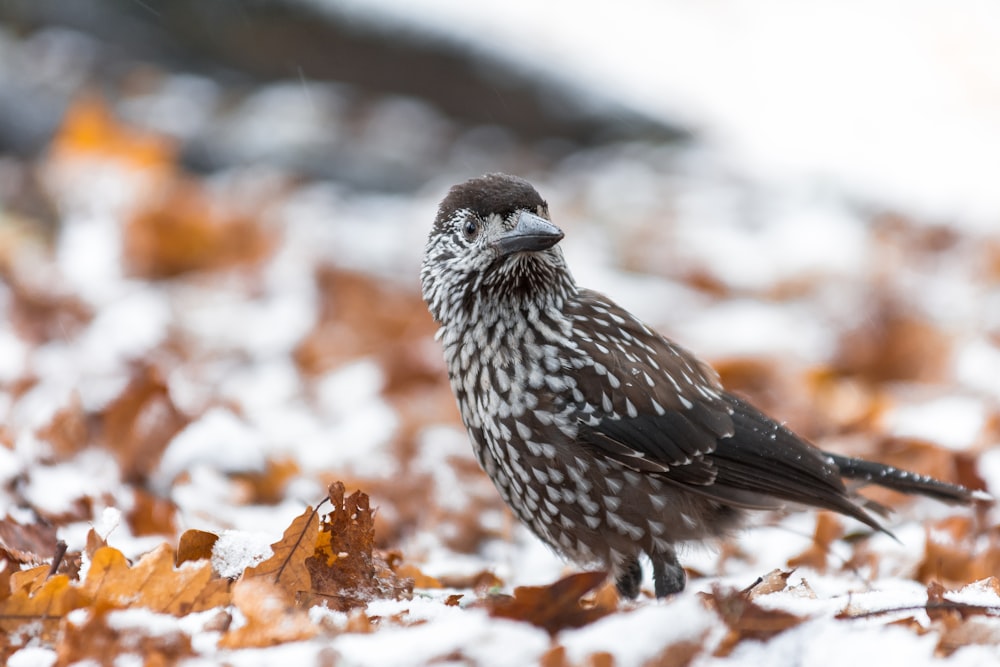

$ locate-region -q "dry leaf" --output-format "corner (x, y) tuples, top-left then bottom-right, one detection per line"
(34, 393), (89, 459)
(0, 517), (59, 565)
(393, 563), (442, 589)
(483, 571), (615, 635)
(787, 513), (844, 573)
(176, 529), (219, 566)
(305, 482), (412, 611)
(0, 574), (88, 641)
(243, 505), (319, 604)
(917, 517), (1000, 586)
(232, 457), (300, 505)
(54, 605), (194, 667)
(833, 300), (951, 384)
(99, 364), (188, 483)
(124, 176), (274, 279)
(127, 489), (179, 537)
(48, 95), (176, 172)
(82, 544), (230, 615)
(706, 584), (807, 656)
(437, 569), (504, 592)
(219, 578), (317, 649)
(641, 635), (708, 667)
(295, 268), (437, 377)
(742, 569), (795, 599)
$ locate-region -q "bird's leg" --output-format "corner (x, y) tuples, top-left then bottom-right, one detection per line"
(614, 556), (643, 600)
(652, 549), (686, 598)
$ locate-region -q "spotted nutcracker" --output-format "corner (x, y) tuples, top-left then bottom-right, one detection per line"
(420, 173), (983, 599)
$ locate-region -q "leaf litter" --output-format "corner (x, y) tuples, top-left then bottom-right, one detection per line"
(2, 80), (1000, 665)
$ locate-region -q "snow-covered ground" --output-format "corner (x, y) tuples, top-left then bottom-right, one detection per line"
(2, 1), (1000, 664)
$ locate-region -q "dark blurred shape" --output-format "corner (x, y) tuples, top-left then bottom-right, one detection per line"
(1, 0), (687, 191)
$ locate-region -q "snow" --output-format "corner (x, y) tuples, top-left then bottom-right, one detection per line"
(212, 530), (275, 578)
(156, 408), (269, 489)
(882, 395), (990, 451)
(7, 647), (57, 667)
(20, 450), (123, 517)
(561, 593), (718, 665)
(714, 618), (942, 667)
(331, 608), (549, 667)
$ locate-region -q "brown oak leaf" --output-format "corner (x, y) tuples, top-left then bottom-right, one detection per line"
(176, 529), (219, 566)
(705, 583), (807, 656)
(82, 544), (230, 615)
(483, 570), (616, 635)
(219, 578), (316, 649)
(305, 482), (412, 611)
(787, 513), (844, 573)
(243, 504), (319, 605)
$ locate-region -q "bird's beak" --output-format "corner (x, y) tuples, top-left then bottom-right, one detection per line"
(494, 211), (564, 256)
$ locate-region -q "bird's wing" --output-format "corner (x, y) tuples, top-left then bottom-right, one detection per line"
(563, 291), (733, 486)
(567, 292), (883, 525)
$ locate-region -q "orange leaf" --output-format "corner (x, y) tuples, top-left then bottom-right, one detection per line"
(243, 505), (319, 605)
(218, 578), (316, 649)
(55, 604), (194, 667)
(49, 95), (176, 172)
(0, 518), (59, 565)
(0, 574), (88, 640)
(484, 571), (615, 635)
(82, 544), (230, 615)
(394, 563), (442, 589)
(99, 364), (188, 483)
(705, 583), (807, 656)
(124, 176), (275, 279)
(127, 488), (179, 537)
(176, 529), (219, 566)
(787, 513), (844, 573)
(304, 482), (412, 611)
(741, 569), (795, 599)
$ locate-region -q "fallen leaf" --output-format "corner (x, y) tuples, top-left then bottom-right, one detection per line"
(48, 95), (176, 172)
(741, 569), (795, 599)
(787, 513), (844, 573)
(176, 529), (219, 566)
(0, 574), (88, 641)
(924, 580), (1000, 656)
(437, 570), (504, 592)
(393, 563), (442, 589)
(305, 482), (412, 611)
(917, 517), (1000, 586)
(0, 517), (59, 565)
(99, 364), (188, 483)
(294, 268), (437, 377)
(705, 583), (807, 656)
(483, 570), (615, 635)
(641, 635), (709, 667)
(127, 488), (178, 537)
(231, 457), (300, 505)
(82, 544), (230, 615)
(243, 504), (319, 605)
(34, 392), (89, 459)
(124, 176), (275, 279)
(219, 578), (316, 649)
(832, 299), (951, 384)
(54, 605), (194, 667)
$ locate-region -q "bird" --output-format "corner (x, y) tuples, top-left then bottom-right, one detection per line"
(420, 173), (985, 599)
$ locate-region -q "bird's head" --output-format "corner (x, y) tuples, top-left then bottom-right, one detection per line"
(421, 173), (574, 325)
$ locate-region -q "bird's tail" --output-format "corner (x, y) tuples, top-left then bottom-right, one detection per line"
(826, 453), (991, 505)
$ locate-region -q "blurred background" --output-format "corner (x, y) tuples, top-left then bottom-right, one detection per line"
(1, 0), (999, 590)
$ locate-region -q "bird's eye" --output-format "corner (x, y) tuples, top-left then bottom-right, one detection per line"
(462, 219), (480, 241)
